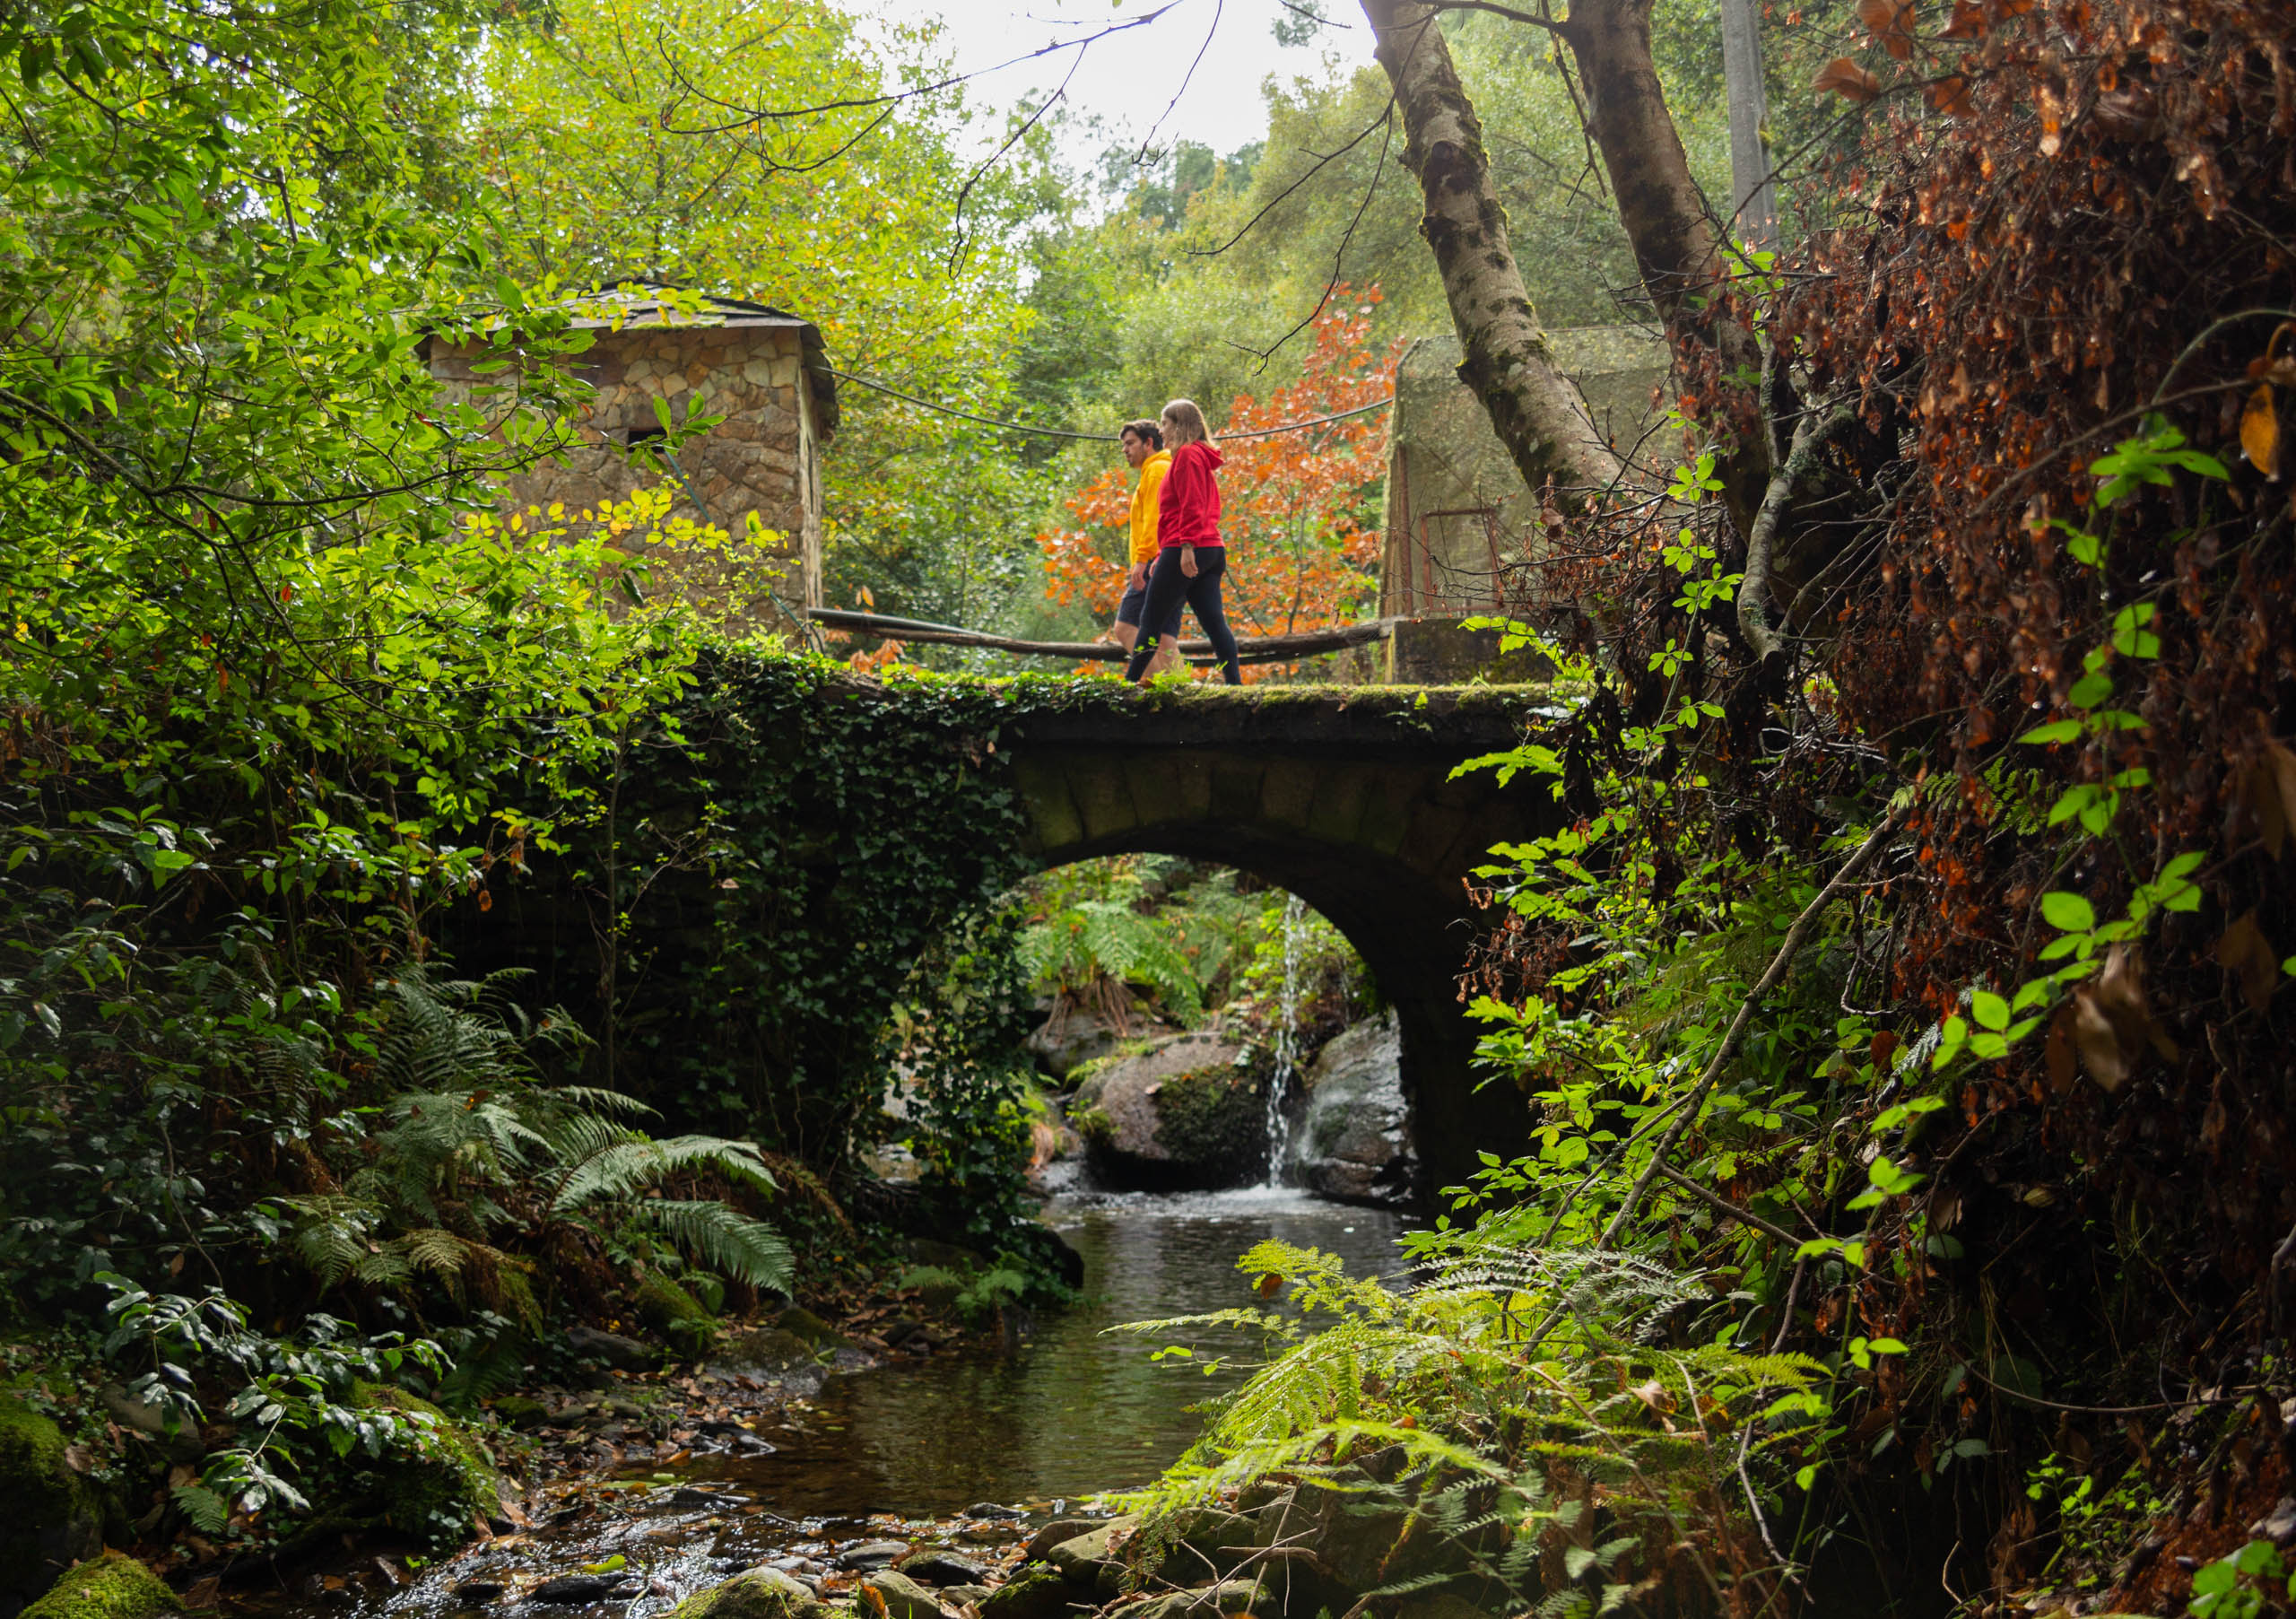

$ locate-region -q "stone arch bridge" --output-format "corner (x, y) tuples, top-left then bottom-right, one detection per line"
(1001, 688), (1563, 1197)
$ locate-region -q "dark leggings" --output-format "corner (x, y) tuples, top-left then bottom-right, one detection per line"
(1125, 545), (1241, 685)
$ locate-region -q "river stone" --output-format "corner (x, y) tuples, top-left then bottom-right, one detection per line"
(100, 1381), (204, 1462)
(1022, 1519), (1100, 1562)
(975, 1567), (1073, 1619)
(713, 1327), (819, 1371)
(1071, 1034), (1265, 1189)
(528, 1573), (643, 1605)
(1026, 1009), (1124, 1078)
(490, 1395), (552, 1431)
(775, 1306), (850, 1349)
(835, 1540), (910, 1571)
(1043, 1517), (1138, 1583)
(1147, 1508), (1259, 1583)
(664, 1568), (832, 1619)
(566, 1325), (659, 1371)
(1283, 1013), (1414, 1206)
(896, 1552), (987, 1587)
(1131, 1578), (1285, 1619)
(938, 1588), (995, 1608)
(963, 1501), (1024, 1519)
(856, 1571), (952, 1619)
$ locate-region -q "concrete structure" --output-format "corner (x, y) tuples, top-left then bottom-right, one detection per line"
(426, 290), (838, 634)
(1380, 326), (1668, 619)
(1004, 686), (1563, 1196)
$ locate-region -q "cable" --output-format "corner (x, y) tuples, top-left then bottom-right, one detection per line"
(822, 366), (1393, 443)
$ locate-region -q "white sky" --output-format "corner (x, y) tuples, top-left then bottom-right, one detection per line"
(896, 0), (1378, 175)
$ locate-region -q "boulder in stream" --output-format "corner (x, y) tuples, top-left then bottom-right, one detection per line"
(1070, 1035), (1265, 1188)
(662, 1567), (831, 1619)
(1026, 1009), (1128, 1079)
(856, 1571), (954, 1619)
(975, 1566), (1074, 1619)
(528, 1574), (644, 1606)
(896, 1552), (987, 1587)
(1282, 1013), (1414, 1205)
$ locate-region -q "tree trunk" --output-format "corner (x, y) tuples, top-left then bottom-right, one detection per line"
(1555, 0), (1732, 325)
(1359, 0), (1631, 508)
(1368, 0), (1777, 531)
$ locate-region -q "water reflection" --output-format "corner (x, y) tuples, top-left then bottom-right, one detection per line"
(705, 1188), (1412, 1516)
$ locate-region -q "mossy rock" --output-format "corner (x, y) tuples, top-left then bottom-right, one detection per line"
(664, 1567), (832, 1619)
(975, 1568), (1074, 1619)
(487, 1395), (550, 1431)
(636, 1275), (719, 1360)
(855, 1571), (949, 1619)
(1071, 1033), (1265, 1188)
(19, 1553), (179, 1619)
(349, 1383), (500, 1543)
(0, 1396), (103, 1615)
(1151, 1064), (1267, 1181)
(1066, 1103), (1113, 1147)
(773, 1306), (852, 1353)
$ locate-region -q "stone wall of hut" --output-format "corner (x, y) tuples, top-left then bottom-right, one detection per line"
(429, 324), (823, 631)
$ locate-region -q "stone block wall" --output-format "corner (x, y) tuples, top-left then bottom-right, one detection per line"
(428, 322), (824, 633)
(1378, 326), (1666, 619)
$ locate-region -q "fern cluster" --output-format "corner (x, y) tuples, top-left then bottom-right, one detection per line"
(1018, 857), (1274, 1032)
(286, 970), (792, 1349)
(1117, 1234), (1829, 1616)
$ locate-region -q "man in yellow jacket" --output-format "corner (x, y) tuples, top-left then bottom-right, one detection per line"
(1111, 418), (1183, 678)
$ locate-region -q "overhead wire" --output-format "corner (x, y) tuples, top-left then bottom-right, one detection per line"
(822, 367), (1393, 443)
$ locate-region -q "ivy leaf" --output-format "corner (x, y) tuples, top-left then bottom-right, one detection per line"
(2039, 892), (2094, 933)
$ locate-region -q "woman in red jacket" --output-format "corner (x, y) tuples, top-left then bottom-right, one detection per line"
(1125, 397), (1242, 685)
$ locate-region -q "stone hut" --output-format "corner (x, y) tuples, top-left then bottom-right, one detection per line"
(425, 290), (839, 632)
(1379, 326), (1666, 620)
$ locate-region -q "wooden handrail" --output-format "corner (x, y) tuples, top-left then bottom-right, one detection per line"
(807, 608), (1398, 667)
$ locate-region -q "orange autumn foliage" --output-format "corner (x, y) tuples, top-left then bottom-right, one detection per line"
(1038, 289), (1402, 681)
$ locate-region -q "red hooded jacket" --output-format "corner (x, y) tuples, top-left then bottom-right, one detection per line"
(1156, 440), (1224, 547)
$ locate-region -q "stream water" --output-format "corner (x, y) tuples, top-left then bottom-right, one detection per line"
(260, 1188), (1410, 1619)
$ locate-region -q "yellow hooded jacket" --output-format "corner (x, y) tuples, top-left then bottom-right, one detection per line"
(1128, 449), (1172, 567)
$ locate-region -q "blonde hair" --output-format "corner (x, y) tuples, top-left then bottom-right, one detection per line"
(1160, 397), (1215, 448)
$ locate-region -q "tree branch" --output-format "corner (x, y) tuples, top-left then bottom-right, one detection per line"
(1596, 804), (1909, 1249)
(1654, 1163), (1800, 1245)
(1738, 396), (1855, 665)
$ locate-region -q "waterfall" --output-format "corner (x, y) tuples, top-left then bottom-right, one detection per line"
(1264, 892), (1308, 1188)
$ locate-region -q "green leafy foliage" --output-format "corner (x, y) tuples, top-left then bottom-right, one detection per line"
(1119, 1235), (1827, 1611)
(99, 1275), (447, 1528)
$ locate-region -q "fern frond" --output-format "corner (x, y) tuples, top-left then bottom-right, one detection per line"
(285, 1194), (383, 1289)
(394, 1227), (472, 1284)
(352, 1248), (414, 1288)
(546, 1085), (657, 1119)
(631, 1199), (794, 1293)
(550, 1130), (776, 1213)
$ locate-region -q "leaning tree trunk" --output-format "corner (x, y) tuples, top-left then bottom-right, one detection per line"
(1360, 0), (1631, 509)
(1363, 0), (1769, 517)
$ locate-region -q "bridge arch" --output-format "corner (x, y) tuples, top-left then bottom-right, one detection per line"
(1004, 689), (1561, 1197)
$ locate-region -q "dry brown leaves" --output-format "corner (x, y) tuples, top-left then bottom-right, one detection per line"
(1813, 57), (1884, 101)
